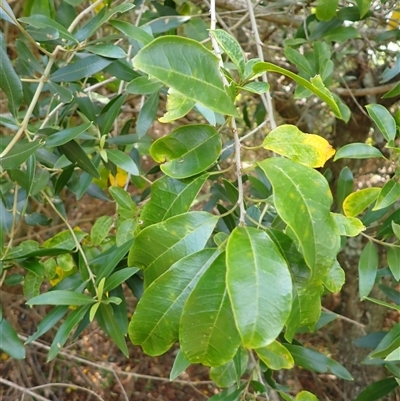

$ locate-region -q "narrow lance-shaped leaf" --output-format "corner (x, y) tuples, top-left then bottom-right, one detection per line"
(258, 158), (340, 280)
(180, 253), (240, 366)
(0, 140), (43, 170)
(226, 226), (292, 349)
(358, 241), (378, 299)
(0, 319), (26, 359)
(27, 290), (95, 306)
(133, 36), (238, 116)
(45, 123), (92, 147)
(106, 149), (139, 176)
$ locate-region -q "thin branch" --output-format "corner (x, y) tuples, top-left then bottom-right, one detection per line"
(0, 378), (52, 401)
(333, 82), (398, 97)
(361, 232), (400, 248)
(321, 307), (366, 330)
(30, 383), (106, 401)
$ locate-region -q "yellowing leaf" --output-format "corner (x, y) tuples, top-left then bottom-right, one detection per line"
(387, 10), (400, 30)
(109, 167), (129, 187)
(343, 188), (380, 217)
(262, 125), (335, 168)
(92, 0), (105, 13)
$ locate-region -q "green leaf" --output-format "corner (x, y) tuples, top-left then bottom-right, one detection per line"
(262, 125), (335, 168)
(211, 29), (245, 76)
(158, 88), (195, 123)
(284, 344), (353, 380)
(258, 158), (340, 279)
(109, 186), (136, 212)
(365, 104), (397, 142)
(343, 188), (380, 217)
(170, 349), (191, 381)
(45, 123), (92, 147)
(0, 318), (26, 359)
(150, 124), (222, 179)
(334, 143), (385, 161)
(58, 140), (100, 178)
(143, 15), (191, 35)
(23, 271), (43, 300)
(255, 341), (294, 370)
(133, 36), (238, 116)
(316, 0), (338, 21)
(369, 324), (400, 359)
(98, 94), (127, 137)
(355, 0), (372, 18)
(48, 305), (90, 361)
(354, 377), (398, 401)
(51, 55), (113, 83)
(129, 249), (220, 355)
(323, 260), (345, 293)
(392, 221), (400, 240)
(27, 290), (95, 306)
(42, 229), (87, 250)
(284, 47), (313, 76)
(241, 82), (270, 95)
(0, 0), (18, 25)
(226, 227), (292, 349)
(109, 20), (153, 46)
(323, 26), (360, 42)
(85, 44), (126, 59)
(0, 47), (23, 116)
(0, 140), (43, 170)
(126, 76), (163, 95)
(116, 219), (136, 247)
(104, 267), (139, 293)
(296, 391), (319, 401)
(358, 241), (378, 299)
(90, 216), (113, 246)
(387, 247), (400, 281)
(128, 211), (218, 286)
(19, 14), (78, 43)
(106, 149), (139, 176)
(365, 297), (400, 311)
(136, 91), (159, 138)
(140, 175), (207, 228)
(98, 303), (128, 357)
(253, 62), (343, 119)
(382, 82), (400, 99)
(373, 180), (400, 211)
(180, 253), (240, 366)
(332, 213), (365, 237)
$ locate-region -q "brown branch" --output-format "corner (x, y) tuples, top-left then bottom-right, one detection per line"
(333, 82), (398, 97)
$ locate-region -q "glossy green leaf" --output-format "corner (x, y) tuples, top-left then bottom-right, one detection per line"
(343, 188), (380, 217)
(284, 47), (313, 76)
(369, 324), (400, 359)
(255, 341), (294, 370)
(0, 140), (43, 170)
(253, 62), (343, 119)
(45, 123), (92, 147)
(323, 260), (345, 293)
(259, 158), (340, 279)
(42, 229), (87, 251)
(85, 44), (126, 59)
(332, 213), (365, 237)
(128, 212), (218, 285)
(0, 47), (23, 116)
(392, 221), (400, 240)
(109, 186), (136, 212)
(109, 20), (153, 45)
(116, 219), (136, 247)
(27, 290), (95, 306)
(296, 392), (318, 401)
(150, 125), (222, 179)
(90, 216), (113, 246)
(387, 247), (400, 281)
(382, 82), (400, 99)
(58, 140), (100, 178)
(354, 377), (398, 401)
(262, 125), (335, 168)
(373, 180), (400, 211)
(323, 26), (360, 42)
(143, 15), (191, 35)
(365, 104), (397, 142)
(20, 14), (77, 43)
(140, 174), (208, 228)
(170, 349), (191, 381)
(136, 91), (159, 138)
(126, 76), (163, 95)
(358, 241), (378, 299)
(355, 0), (371, 18)
(133, 36), (238, 116)
(284, 344), (353, 380)
(226, 227), (292, 348)
(334, 143), (385, 161)
(129, 249), (220, 355)
(0, 319), (26, 359)
(51, 55), (112, 83)
(211, 29), (245, 75)
(336, 166), (353, 212)
(106, 149), (139, 176)
(316, 0), (338, 21)
(48, 305), (90, 361)
(158, 88), (195, 123)
(98, 94), (127, 137)
(180, 253), (240, 366)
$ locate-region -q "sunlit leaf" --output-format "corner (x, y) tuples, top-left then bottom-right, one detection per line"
(365, 104), (397, 142)
(255, 341), (294, 370)
(158, 88), (195, 123)
(373, 180), (400, 211)
(334, 143), (385, 161)
(343, 188), (380, 217)
(332, 213), (365, 237)
(316, 0), (338, 21)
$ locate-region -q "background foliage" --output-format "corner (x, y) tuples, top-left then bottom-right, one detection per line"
(0, 0), (399, 400)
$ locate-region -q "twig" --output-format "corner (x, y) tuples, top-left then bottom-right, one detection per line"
(243, 0), (276, 129)
(333, 82), (398, 97)
(361, 232), (400, 248)
(321, 307), (366, 331)
(30, 383), (106, 401)
(113, 371), (129, 401)
(0, 378), (52, 401)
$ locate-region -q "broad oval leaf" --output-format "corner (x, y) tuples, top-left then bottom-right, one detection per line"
(226, 227), (292, 349)
(133, 36), (238, 116)
(358, 241), (378, 299)
(126, 76), (163, 95)
(128, 211), (219, 286)
(316, 0), (338, 21)
(150, 124), (222, 179)
(258, 158), (340, 279)
(323, 260), (345, 293)
(343, 188), (380, 217)
(129, 249), (220, 356)
(332, 213), (365, 237)
(255, 341), (294, 370)
(51, 55), (113, 83)
(334, 143), (385, 161)
(140, 174), (208, 228)
(366, 104), (396, 142)
(262, 125), (335, 168)
(180, 253), (240, 366)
